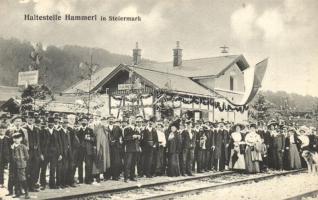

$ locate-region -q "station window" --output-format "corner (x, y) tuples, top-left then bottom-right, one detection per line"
(230, 76), (234, 91)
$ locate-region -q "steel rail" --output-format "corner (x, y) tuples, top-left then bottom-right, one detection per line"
(136, 169), (306, 200)
(284, 189), (318, 200)
(43, 171), (234, 200)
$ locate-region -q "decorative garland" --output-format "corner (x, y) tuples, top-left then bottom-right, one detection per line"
(154, 92), (249, 113)
(111, 93), (153, 102)
(111, 91), (249, 114)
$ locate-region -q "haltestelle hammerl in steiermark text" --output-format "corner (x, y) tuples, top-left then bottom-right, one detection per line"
(24, 14), (141, 22)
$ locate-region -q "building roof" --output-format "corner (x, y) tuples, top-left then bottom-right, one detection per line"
(132, 67), (213, 97)
(63, 66), (117, 93)
(0, 86), (21, 102)
(138, 54), (249, 78)
(63, 55), (250, 97)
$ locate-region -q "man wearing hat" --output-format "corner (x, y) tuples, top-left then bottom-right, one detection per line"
(135, 115), (145, 177)
(141, 116), (158, 178)
(196, 124), (207, 173)
(57, 116), (74, 188)
(212, 121), (229, 171)
(123, 116), (141, 182)
(204, 121), (213, 172)
(108, 116), (123, 181)
(0, 123), (10, 188)
(24, 111), (41, 192)
(181, 120), (195, 176)
(40, 117), (62, 190)
(53, 113), (62, 131)
(66, 114), (80, 187)
(77, 116), (95, 184)
(270, 121), (285, 170)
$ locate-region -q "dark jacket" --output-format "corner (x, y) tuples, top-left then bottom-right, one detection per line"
(205, 129), (213, 149)
(25, 125), (41, 153)
(68, 126), (80, 151)
(123, 126), (141, 153)
(12, 144), (29, 168)
(43, 128), (62, 158)
(78, 127), (95, 156)
(109, 126), (123, 149)
(59, 128), (72, 157)
(0, 136), (10, 163)
(258, 129), (271, 146)
(141, 127), (158, 148)
(167, 131), (181, 154)
(181, 130), (196, 150)
(272, 133), (285, 151)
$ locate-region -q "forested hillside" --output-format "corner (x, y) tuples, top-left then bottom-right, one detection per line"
(0, 37), (151, 91)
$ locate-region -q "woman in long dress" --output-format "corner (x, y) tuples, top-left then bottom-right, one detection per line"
(92, 117), (110, 181)
(244, 123), (262, 174)
(229, 124), (246, 171)
(286, 128), (302, 169)
(167, 124), (180, 177)
(154, 122), (167, 176)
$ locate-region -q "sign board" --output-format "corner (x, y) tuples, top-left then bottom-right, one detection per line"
(18, 70), (39, 86)
(194, 112), (200, 121)
(118, 83), (144, 90)
(118, 84), (132, 90)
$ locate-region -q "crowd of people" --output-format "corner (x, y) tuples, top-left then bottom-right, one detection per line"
(0, 111), (317, 199)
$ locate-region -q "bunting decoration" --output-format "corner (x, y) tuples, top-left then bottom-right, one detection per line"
(153, 91), (248, 113)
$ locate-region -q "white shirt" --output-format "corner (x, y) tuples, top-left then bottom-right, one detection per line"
(157, 130), (166, 147)
(188, 129), (193, 140)
(28, 124), (34, 131)
(48, 128), (54, 135)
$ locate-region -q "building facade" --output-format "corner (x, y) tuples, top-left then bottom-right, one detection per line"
(62, 42), (256, 123)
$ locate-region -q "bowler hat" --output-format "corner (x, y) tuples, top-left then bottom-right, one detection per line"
(12, 132), (23, 139)
(48, 117), (55, 124)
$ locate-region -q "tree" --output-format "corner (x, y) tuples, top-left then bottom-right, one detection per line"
(250, 93), (272, 121)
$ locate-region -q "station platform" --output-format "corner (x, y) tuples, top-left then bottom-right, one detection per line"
(0, 171), (231, 200)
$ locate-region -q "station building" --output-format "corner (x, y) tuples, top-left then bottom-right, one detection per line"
(61, 42), (251, 122)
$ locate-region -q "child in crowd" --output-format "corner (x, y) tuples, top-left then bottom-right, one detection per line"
(11, 131), (30, 199)
(260, 138), (268, 172)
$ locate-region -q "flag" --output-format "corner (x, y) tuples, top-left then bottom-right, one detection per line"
(223, 58), (268, 106)
(244, 58), (268, 104)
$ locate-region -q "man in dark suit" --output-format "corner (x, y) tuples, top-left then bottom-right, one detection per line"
(213, 122), (228, 171)
(272, 126), (285, 170)
(136, 116), (145, 177)
(67, 115), (80, 187)
(40, 117), (62, 189)
(141, 117), (158, 178)
(108, 117), (123, 180)
(0, 123), (9, 188)
(78, 117), (95, 184)
(25, 111), (41, 192)
(204, 121), (213, 171)
(58, 117), (74, 187)
(123, 116), (141, 182)
(181, 120), (196, 176)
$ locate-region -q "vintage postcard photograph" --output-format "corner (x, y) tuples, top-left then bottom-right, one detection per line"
(0, 0), (317, 199)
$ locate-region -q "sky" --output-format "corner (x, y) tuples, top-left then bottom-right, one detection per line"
(0, 0), (317, 97)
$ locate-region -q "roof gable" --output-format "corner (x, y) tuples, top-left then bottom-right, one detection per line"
(63, 66), (117, 93)
(138, 54), (249, 78)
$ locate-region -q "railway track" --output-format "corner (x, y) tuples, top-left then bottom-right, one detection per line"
(73, 169), (304, 200)
(43, 171), (234, 200)
(284, 189), (318, 200)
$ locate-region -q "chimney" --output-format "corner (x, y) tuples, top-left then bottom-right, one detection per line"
(133, 42), (141, 65)
(173, 41), (182, 67)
